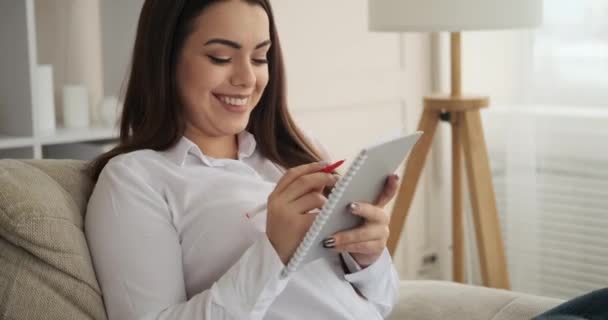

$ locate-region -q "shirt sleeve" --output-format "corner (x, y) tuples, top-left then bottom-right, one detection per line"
(85, 160), (291, 320)
(341, 249), (400, 317)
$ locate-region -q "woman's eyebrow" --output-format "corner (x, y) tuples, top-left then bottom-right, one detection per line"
(254, 40), (272, 49)
(204, 38), (271, 49)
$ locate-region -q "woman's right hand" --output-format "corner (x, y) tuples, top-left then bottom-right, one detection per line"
(266, 161), (337, 265)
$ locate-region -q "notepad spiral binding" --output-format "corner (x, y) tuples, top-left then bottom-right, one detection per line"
(281, 151), (370, 278)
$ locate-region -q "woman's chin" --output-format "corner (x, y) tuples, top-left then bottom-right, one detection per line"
(220, 118), (250, 135)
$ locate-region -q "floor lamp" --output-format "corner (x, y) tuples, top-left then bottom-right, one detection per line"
(368, 0), (542, 289)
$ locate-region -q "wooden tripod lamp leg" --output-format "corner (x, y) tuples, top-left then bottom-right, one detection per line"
(461, 110), (510, 289)
(451, 112), (465, 283)
(387, 108), (441, 256)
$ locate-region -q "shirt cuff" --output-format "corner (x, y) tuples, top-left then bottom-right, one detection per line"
(342, 248), (397, 300)
(341, 252), (363, 273)
(211, 235), (292, 319)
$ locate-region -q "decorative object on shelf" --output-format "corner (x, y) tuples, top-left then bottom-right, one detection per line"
(62, 85), (90, 128)
(98, 96), (122, 127)
(36, 65), (56, 134)
(0, 1), (132, 160)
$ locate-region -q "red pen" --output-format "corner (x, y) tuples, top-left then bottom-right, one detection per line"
(245, 159), (346, 219)
(321, 159), (345, 173)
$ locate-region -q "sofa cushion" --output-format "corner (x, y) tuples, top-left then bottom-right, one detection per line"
(388, 280), (564, 320)
(0, 159), (106, 320)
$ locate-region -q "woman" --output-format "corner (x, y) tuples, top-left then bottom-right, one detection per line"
(85, 0), (400, 319)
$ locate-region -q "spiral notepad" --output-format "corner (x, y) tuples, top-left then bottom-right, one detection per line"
(281, 131), (422, 278)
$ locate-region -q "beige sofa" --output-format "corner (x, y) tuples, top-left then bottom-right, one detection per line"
(0, 159), (563, 319)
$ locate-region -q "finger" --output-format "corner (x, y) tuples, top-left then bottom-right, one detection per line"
(374, 174), (400, 208)
(274, 161), (328, 194)
(290, 192), (327, 215)
(349, 202), (389, 225)
(335, 240), (385, 255)
(282, 172), (336, 202)
(325, 224), (387, 248)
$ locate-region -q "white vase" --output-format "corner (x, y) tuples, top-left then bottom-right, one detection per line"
(36, 65), (56, 133)
(62, 85), (90, 128)
(98, 96), (121, 127)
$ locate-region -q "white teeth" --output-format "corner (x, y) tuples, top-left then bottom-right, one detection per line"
(218, 95), (248, 106)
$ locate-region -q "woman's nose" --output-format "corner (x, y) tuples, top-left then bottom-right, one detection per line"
(230, 60), (256, 88)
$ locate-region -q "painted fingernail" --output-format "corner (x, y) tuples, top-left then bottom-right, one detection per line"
(322, 237), (335, 248)
(350, 202), (359, 213)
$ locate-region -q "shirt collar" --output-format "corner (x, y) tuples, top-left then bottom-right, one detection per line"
(164, 131), (257, 167)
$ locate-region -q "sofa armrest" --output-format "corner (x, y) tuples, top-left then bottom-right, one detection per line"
(388, 280), (564, 320)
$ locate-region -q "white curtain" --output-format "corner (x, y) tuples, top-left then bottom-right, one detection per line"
(481, 0), (608, 300)
(434, 0), (608, 300)
(531, 0), (608, 107)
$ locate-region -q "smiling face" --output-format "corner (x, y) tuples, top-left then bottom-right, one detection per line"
(176, 0), (271, 142)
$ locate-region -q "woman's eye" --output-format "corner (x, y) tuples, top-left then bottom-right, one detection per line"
(252, 58), (269, 65)
(207, 55), (231, 64)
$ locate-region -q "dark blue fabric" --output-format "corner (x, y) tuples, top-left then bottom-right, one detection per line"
(532, 288), (608, 320)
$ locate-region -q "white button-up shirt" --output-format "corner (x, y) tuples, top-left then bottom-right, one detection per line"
(85, 131), (399, 319)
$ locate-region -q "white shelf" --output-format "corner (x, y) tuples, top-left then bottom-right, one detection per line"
(38, 126), (118, 145)
(0, 134), (34, 150)
(1, 1), (137, 159)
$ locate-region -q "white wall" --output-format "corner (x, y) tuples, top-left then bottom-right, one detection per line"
(99, 0), (145, 98)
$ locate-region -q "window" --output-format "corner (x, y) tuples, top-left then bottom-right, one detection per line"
(532, 0), (608, 106)
(485, 0), (608, 300)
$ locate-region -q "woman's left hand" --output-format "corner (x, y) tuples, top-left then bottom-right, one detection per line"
(323, 174), (400, 268)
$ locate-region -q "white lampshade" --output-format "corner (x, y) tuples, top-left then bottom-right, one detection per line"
(368, 0), (543, 32)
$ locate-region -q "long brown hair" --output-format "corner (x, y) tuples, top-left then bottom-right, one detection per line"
(90, 0), (324, 181)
